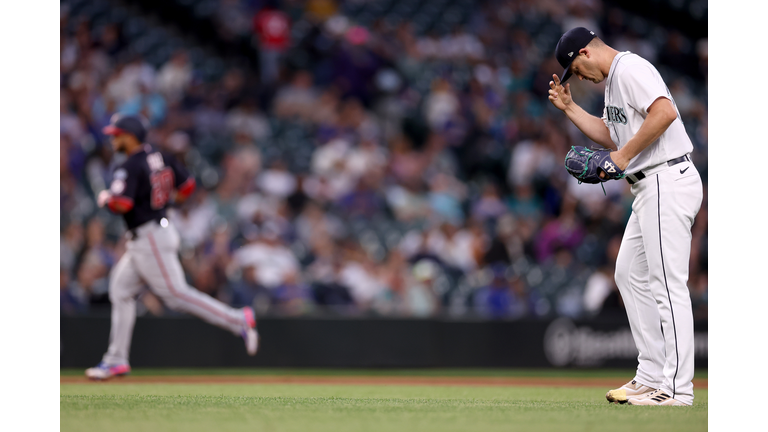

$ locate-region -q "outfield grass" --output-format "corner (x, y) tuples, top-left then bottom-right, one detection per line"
(59, 367), (708, 379)
(60, 370), (708, 432)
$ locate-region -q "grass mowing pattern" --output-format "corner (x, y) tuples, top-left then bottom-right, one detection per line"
(61, 382), (708, 432)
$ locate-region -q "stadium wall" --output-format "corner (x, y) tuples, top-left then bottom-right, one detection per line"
(60, 316), (708, 369)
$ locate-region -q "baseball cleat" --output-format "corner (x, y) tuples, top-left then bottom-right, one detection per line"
(85, 362), (131, 381)
(627, 389), (688, 406)
(242, 327), (259, 356)
(241, 306), (259, 356)
(243, 306), (257, 329)
(606, 380), (656, 404)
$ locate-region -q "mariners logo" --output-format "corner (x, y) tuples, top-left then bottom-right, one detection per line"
(606, 105), (628, 125)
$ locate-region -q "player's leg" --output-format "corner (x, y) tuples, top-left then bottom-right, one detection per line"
(86, 249), (144, 379)
(613, 212), (665, 389)
(633, 168), (703, 406)
(134, 225), (250, 336)
(101, 250), (146, 364)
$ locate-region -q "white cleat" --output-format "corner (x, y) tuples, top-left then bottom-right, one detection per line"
(628, 389), (688, 406)
(606, 380), (656, 404)
(85, 362), (131, 381)
(241, 306), (259, 356)
(242, 327), (259, 356)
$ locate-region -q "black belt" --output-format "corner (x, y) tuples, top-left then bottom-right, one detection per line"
(626, 155), (690, 185)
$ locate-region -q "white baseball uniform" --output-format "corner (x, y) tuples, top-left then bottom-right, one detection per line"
(604, 52), (703, 405)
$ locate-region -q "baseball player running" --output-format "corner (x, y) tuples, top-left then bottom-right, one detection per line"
(548, 28), (703, 406)
(85, 114), (259, 381)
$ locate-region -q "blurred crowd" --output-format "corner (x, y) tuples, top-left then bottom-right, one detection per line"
(60, 0), (708, 321)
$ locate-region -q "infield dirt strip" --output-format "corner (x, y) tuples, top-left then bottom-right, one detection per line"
(60, 375), (708, 388)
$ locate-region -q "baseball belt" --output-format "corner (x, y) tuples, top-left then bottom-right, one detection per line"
(127, 217), (167, 240)
(626, 154), (691, 185)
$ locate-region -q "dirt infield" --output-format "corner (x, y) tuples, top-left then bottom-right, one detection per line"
(60, 375), (708, 389)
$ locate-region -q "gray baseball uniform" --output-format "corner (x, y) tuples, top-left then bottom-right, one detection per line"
(99, 145), (252, 367)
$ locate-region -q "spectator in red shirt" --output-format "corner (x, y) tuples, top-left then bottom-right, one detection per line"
(253, 3), (290, 85)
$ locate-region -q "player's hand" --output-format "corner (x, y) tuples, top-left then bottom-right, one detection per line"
(97, 190), (111, 208)
(548, 74), (572, 111)
(610, 149), (630, 171)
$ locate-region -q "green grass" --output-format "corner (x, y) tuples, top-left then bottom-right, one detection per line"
(59, 367), (708, 379)
(61, 370), (708, 432)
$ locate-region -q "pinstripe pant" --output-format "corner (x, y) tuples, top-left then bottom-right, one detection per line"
(614, 159), (703, 406)
(101, 220), (246, 366)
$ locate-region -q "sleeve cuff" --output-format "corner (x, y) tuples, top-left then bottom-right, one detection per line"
(177, 177), (196, 199)
(107, 196), (134, 213)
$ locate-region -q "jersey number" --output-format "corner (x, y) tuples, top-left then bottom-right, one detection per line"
(150, 168), (174, 209)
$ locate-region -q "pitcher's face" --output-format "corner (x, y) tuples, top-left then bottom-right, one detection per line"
(570, 52), (605, 84)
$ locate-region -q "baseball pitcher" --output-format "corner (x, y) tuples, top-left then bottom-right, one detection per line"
(549, 28), (703, 406)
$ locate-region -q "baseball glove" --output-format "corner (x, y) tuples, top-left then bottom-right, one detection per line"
(564, 146), (626, 184)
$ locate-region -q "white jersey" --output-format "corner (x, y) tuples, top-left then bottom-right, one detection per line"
(602, 52), (693, 173)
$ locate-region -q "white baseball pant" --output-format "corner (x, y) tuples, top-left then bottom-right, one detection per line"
(614, 158), (703, 405)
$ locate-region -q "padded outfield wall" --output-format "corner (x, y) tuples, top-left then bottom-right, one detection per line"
(61, 315), (707, 369)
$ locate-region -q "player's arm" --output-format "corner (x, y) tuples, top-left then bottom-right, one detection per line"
(166, 152), (196, 205)
(610, 97), (678, 170)
(97, 190), (134, 213)
(172, 177), (196, 204)
(548, 74), (617, 150)
(98, 168), (137, 214)
(608, 66), (680, 171)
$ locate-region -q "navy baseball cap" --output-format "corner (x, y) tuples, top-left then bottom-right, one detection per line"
(555, 27), (597, 84)
(102, 113), (147, 142)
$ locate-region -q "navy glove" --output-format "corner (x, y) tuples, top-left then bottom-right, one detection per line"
(564, 146), (626, 184)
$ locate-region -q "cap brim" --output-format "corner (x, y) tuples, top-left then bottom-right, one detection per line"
(560, 65), (573, 84)
(102, 125), (127, 136)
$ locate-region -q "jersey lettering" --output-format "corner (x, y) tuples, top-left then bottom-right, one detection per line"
(147, 152), (166, 172)
(606, 105), (628, 125)
(150, 168), (174, 209)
